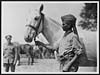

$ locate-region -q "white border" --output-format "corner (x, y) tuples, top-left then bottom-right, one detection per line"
(2, 1), (99, 3)
(96, 1), (99, 74)
(1, 1), (99, 74)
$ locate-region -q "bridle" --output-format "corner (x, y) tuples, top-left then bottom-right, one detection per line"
(26, 13), (44, 41)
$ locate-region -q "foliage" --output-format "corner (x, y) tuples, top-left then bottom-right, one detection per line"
(78, 3), (97, 31)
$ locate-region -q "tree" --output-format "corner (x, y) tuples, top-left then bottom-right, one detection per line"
(78, 3), (97, 31)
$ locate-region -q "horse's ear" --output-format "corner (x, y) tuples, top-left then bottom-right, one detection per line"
(39, 4), (44, 13)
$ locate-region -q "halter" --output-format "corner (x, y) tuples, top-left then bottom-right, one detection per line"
(26, 13), (44, 41)
(26, 24), (37, 31)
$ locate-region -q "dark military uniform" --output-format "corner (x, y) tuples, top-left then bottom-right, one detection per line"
(3, 35), (18, 72)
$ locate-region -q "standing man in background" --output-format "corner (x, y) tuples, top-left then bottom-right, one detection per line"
(3, 35), (18, 72)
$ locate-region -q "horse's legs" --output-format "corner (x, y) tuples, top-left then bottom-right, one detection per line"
(40, 49), (43, 59)
(54, 51), (57, 60)
(50, 51), (54, 58)
(29, 50), (34, 65)
(59, 61), (65, 72)
(48, 50), (51, 58)
(40, 52), (43, 59)
(31, 57), (34, 65)
(42, 52), (44, 59)
(51, 51), (54, 58)
(31, 54), (34, 65)
(43, 50), (46, 58)
(44, 49), (47, 59)
(28, 55), (31, 65)
(45, 50), (48, 58)
(17, 54), (21, 66)
(59, 63), (64, 72)
(38, 51), (41, 59)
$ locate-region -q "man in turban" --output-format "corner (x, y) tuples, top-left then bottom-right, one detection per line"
(58, 14), (83, 72)
(3, 35), (18, 72)
(35, 14), (83, 72)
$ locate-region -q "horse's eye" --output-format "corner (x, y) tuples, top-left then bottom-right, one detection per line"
(34, 16), (39, 20)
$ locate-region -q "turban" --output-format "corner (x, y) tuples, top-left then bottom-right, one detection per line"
(61, 14), (79, 38)
(5, 35), (12, 39)
(61, 14), (76, 24)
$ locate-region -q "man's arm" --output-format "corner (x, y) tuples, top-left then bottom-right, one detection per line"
(3, 43), (6, 56)
(63, 54), (78, 71)
(13, 46), (18, 65)
(63, 36), (82, 71)
(35, 41), (53, 50)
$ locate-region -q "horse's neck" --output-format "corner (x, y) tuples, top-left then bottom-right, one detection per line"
(42, 16), (64, 47)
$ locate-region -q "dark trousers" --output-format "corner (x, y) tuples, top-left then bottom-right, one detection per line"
(3, 63), (15, 72)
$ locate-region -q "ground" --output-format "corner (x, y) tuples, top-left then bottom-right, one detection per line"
(2, 57), (97, 73)
(15, 58), (60, 72)
(15, 58), (97, 72)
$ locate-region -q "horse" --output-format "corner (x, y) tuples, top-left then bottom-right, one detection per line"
(24, 4), (96, 72)
(19, 44), (34, 65)
(33, 45), (43, 59)
(14, 43), (34, 65)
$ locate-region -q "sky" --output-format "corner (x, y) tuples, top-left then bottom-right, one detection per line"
(1, 1), (98, 61)
(2, 2), (85, 44)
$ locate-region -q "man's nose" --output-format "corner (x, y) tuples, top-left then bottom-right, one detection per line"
(28, 35), (30, 38)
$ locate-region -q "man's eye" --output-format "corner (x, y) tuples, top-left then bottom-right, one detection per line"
(34, 17), (38, 20)
(62, 24), (65, 25)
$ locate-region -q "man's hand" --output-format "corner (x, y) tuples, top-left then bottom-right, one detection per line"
(35, 41), (45, 46)
(35, 41), (54, 50)
(74, 48), (82, 55)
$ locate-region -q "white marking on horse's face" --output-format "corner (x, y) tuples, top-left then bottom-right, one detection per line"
(24, 26), (36, 43)
(24, 10), (41, 43)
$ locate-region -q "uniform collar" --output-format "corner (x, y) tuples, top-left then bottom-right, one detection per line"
(7, 42), (13, 45)
(64, 30), (73, 37)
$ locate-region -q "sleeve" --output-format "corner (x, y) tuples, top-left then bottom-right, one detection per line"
(3, 43), (6, 56)
(72, 35), (83, 55)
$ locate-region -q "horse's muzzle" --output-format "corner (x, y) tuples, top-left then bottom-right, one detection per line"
(24, 37), (33, 43)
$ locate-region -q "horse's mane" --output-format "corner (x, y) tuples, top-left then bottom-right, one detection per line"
(40, 15), (64, 46)
(48, 17), (62, 27)
(43, 16), (63, 32)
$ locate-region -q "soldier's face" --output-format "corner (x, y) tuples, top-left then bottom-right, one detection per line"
(6, 38), (11, 43)
(62, 22), (72, 31)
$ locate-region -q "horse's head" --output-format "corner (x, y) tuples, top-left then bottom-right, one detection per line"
(24, 4), (44, 43)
